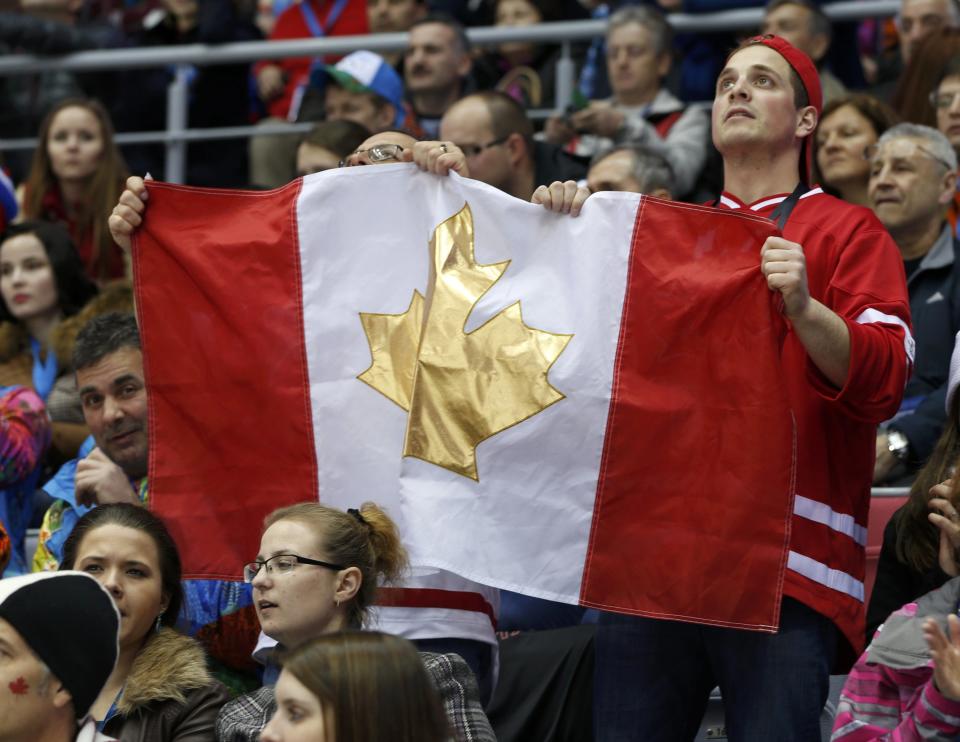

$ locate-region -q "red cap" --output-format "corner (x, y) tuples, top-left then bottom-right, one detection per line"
(732, 35), (823, 185)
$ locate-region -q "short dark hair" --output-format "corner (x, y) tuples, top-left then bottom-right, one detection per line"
(302, 120), (371, 157)
(471, 90), (534, 150)
(410, 13), (471, 55)
(0, 220), (98, 324)
(72, 312), (140, 372)
(61, 503), (184, 628)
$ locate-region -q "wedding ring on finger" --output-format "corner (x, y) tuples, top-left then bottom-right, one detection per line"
(439, 143), (448, 154)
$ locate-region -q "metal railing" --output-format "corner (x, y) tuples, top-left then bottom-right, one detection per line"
(0, 0), (899, 183)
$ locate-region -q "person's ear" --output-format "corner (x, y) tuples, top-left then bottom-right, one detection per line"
(51, 683), (73, 711)
(335, 567), (362, 604)
(455, 50), (473, 78)
(160, 589), (170, 615)
(376, 103), (397, 131)
(808, 33), (829, 64)
(656, 51), (671, 80)
(505, 132), (528, 167)
(939, 168), (958, 207)
(796, 105), (818, 139)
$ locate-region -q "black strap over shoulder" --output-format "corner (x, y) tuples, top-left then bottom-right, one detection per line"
(768, 182), (810, 232)
(712, 182), (810, 232)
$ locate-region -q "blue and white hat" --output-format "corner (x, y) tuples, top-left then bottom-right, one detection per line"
(324, 50), (406, 128)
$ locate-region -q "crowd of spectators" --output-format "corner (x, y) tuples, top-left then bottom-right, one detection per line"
(7, 0), (960, 740)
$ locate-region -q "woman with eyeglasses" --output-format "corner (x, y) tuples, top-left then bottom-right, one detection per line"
(260, 631), (451, 742)
(215, 501), (495, 742)
(59, 502), (230, 740)
(814, 94), (898, 208)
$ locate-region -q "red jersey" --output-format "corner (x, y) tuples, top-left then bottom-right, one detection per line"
(254, 0), (368, 121)
(718, 187), (913, 663)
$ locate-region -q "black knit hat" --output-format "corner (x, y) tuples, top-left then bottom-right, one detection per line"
(0, 572), (119, 718)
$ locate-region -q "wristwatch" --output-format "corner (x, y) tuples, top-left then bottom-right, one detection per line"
(886, 429), (910, 463)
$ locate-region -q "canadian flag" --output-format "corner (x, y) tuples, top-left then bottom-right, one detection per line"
(135, 166), (795, 632)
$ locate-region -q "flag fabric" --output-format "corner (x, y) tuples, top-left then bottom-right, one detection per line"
(135, 165), (796, 632)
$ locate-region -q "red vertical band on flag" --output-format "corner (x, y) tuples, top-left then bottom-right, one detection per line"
(581, 198), (795, 631)
(133, 182), (316, 580)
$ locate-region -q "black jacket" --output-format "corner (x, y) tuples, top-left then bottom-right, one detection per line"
(112, 3), (261, 188)
(889, 225), (960, 469)
(532, 140), (588, 191)
(865, 509), (950, 641)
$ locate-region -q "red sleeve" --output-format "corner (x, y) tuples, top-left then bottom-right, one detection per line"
(806, 223), (912, 423)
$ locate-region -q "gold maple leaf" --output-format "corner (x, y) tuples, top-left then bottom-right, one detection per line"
(358, 203), (572, 481)
(358, 291), (424, 410)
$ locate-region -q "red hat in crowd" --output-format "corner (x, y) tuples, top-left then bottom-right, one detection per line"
(734, 35), (823, 185)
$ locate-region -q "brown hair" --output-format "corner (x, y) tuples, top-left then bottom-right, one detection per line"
(896, 395), (960, 571)
(301, 120), (371, 158)
(891, 28), (960, 127)
(282, 632), (450, 742)
(22, 98), (129, 282)
(264, 502), (407, 628)
(812, 93), (899, 187)
(467, 90), (534, 152)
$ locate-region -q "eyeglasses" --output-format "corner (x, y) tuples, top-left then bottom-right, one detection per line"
(863, 142), (955, 173)
(930, 90), (960, 110)
(339, 143), (405, 168)
(457, 136), (509, 158)
(243, 553), (346, 583)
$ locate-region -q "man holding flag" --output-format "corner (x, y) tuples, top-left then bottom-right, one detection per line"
(586, 36), (912, 740)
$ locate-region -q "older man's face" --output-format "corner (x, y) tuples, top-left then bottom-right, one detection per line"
(404, 23), (470, 96)
(587, 151), (644, 193)
(869, 135), (953, 235)
(899, 0), (957, 63)
(761, 3), (825, 61)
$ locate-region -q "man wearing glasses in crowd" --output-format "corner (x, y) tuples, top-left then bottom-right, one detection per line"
(438, 91), (588, 202)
